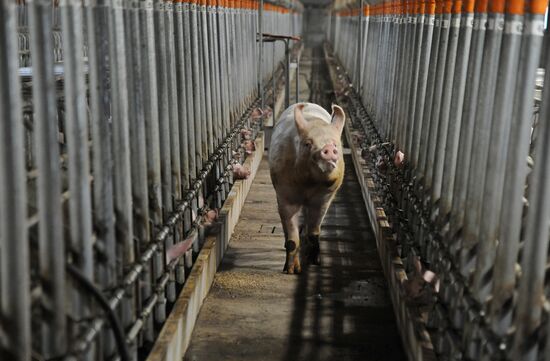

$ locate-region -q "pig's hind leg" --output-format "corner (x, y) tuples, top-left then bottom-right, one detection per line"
(303, 197), (334, 265)
(277, 199), (302, 274)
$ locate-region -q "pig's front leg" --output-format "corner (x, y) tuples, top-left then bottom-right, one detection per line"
(277, 199), (302, 274)
(303, 195), (334, 265)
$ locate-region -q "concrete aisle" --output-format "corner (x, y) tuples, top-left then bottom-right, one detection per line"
(184, 45), (405, 361)
(184, 156), (405, 361)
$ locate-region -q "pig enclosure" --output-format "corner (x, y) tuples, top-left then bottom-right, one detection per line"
(1, 0), (300, 359)
(2, 0), (550, 360)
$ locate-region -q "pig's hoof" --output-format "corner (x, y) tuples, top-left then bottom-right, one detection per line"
(309, 253), (321, 266)
(283, 253), (301, 274)
(305, 235), (321, 265)
(288, 257), (302, 274)
(303, 250), (320, 266)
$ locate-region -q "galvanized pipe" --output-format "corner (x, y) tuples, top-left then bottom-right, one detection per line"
(60, 1), (95, 349)
(0, 0), (30, 358)
(490, 0), (546, 339)
(27, 0), (67, 357)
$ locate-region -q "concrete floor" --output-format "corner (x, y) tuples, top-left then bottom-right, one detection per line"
(184, 45), (405, 361)
(184, 157), (406, 361)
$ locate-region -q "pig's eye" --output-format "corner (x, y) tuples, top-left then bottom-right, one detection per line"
(303, 140), (313, 149)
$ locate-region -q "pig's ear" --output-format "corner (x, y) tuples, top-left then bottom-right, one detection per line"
(294, 104), (308, 137)
(331, 104), (346, 134)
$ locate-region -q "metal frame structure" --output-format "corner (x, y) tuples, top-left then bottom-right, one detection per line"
(0, 0), (302, 360)
(330, 0), (550, 360)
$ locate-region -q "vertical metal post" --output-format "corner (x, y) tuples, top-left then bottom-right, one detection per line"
(154, 0), (175, 305)
(491, 0), (546, 344)
(129, 0), (155, 343)
(285, 38), (290, 109)
(141, 0), (164, 327)
(0, 0), (30, 358)
(448, 0), (487, 247)
(165, 2), (182, 280)
(405, 0), (425, 159)
(87, 0), (118, 355)
(259, 0), (264, 108)
(295, 51), (299, 104)
(175, 0), (190, 192)
(460, 0), (505, 280)
(470, 0), (524, 305)
(358, 0), (364, 92)
(184, 1), (197, 179)
(429, 0), (461, 209)
(60, 1), (94, 355)
(411, 0), (435, 168)
(191, 0), (203, 173)
(510, 32), (550, 359)
(108, 1), (136, 356)
(417, 0), (441, 190)
(27, 0), (67, 357)
(423, 0), (452, 197)
(438, 0), (474, 224)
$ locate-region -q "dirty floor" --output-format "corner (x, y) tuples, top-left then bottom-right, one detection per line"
(184, 155), (406, 361)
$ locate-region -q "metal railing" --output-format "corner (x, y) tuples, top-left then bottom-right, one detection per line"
(0, 0), (301, 360)
(329, 0), (550, 360)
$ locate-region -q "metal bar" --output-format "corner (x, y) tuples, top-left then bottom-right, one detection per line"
(411, 1), (435, 168)
(471, 2), (524, 305)
(27, 0), (67, 357)
(184, 1), (197, 180)
(154, 0), (175, 305)
(510, 25), (550, 358)
(259, 0), (264, 108)
(423, 0), (452, 196)
(448, 1), (488, 247)
(86, 0), (118, 356)
(190, 0), (202, 175)
(460, 1), (505, 281)
(60, 1), (95, 351)
(438, 0), (474, 224)
(0, 0), (30, 358)
(417, 0), (441, 184)
(428, 0), (461, 209)
(108, 0), (135, 331)
(165, 0), (184, 291)
(490, 1), (546, 340)
(285, 38), (290, 108)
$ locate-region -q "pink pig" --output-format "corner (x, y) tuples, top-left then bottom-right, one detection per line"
(269, 103), (346, 274)
(232, 163), (251, 180)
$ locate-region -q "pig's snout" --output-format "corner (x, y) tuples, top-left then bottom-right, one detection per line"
(320, 143), (339, 164)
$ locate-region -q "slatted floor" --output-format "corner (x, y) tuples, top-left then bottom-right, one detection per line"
(184, 45), (405, 361)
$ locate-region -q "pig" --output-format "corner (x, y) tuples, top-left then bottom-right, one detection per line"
(250, 107), (264, 119)
(242, 139), (256, 154)
(394, 150), (405, 168)
(269, 102), (346, 274)
(403, 255), (440, 305)
(232, 163), (251, 180)
(240, 128), (252, 140)
(165, 207), (220, 263)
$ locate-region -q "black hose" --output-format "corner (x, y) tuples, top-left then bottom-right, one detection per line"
(65, 263), (130, 361)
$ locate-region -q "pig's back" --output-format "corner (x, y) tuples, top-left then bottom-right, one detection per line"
(274, 103), (332, 132)
(269, 103), (332, 170)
